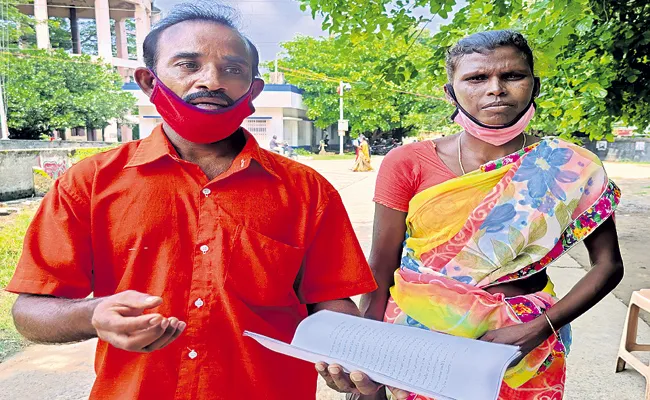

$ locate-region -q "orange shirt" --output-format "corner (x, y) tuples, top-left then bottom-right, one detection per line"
(7, 125), (377, 400)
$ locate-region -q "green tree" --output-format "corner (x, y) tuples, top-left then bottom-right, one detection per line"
(275, 34), (454, 138)
(298, 0), (649, 139)
(0, 50), (136, 139)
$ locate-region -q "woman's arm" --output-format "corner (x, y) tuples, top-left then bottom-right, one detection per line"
(359, 204), (408, 321)
(545, 216), (624, 328)
(481, 216), (624, 354)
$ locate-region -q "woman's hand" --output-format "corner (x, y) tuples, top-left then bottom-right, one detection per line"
(316, 362), (411, 399)
(479, 317), (553, 365)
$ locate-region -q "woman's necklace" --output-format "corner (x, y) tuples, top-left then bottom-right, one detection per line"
(457, 133), (527, 175)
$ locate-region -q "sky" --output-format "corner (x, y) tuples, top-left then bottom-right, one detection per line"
(152, 0), (469, 63)
(154, 0), (329, 63)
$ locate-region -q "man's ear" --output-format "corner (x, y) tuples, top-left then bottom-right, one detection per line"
(134, 68), (156, 97)
(443, 83), (457, 107)
(250, 78), (265, 100)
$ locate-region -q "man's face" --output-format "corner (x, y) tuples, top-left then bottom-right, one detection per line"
(152, 20), (254, 110)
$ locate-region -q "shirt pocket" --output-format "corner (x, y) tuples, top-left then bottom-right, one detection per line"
(225, 225), (305, 307)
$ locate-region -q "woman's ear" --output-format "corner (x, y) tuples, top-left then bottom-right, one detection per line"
(533, 77), (541, 99)
(443, 84), (458, 107)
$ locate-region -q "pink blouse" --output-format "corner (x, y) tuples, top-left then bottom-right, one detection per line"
(373, 141), (457, 212)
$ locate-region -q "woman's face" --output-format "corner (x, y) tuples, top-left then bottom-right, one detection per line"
(446, 46), (536, 126)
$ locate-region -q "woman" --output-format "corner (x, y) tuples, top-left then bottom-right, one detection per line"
(317, 30), (624, 400)
(353, 135), (374, 172)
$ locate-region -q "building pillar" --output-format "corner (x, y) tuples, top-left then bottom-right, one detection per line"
(115, 18), (129, 59)
(34, 0), (50, 50)
(135, 2), (151, 63)
(94, 0), (113, 61)
(70, 7), (81, 54)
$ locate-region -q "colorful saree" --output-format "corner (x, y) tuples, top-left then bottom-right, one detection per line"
(353, 141), (374, 172)
(384, 138), (620, 400)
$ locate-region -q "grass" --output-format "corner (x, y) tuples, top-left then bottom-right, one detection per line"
(0, 206), (38, 362)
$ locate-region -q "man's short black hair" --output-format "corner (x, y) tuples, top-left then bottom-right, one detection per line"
(143, 2), (260, 77)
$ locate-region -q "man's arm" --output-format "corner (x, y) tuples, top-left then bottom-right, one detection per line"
(12, 294), (100, 343)
(12, 290), (186, 352)
(308, 298), (360, 317)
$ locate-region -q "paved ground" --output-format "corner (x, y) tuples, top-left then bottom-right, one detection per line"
(568, 162), (650, 325)
(1, 158), (649, 400)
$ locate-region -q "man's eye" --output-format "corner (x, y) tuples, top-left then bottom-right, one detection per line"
(178, 62), (198, 70)
(467, 75), (487, 81)
(225, 67), (243, 74)
(505, 74), (525, 80)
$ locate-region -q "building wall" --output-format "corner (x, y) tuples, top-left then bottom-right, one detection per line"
(586, 137), (650, 162)
(0, 149), (72, 201)
(0, 140), (114, 150)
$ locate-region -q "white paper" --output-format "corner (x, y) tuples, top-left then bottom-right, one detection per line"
(244, 310), (521, 400)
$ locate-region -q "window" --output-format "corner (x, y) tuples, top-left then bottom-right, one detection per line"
(243, 119), (268, 134)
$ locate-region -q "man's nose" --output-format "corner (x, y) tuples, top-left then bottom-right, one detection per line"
(195, 67), (226, 92)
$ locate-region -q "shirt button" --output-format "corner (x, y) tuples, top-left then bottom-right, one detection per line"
(202, 188), (211, 196)
(200, 245), (209, 254)
(188, 350), (198, 359)
(194, 298), (204, 308)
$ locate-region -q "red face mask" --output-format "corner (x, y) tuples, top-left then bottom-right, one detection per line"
(149, 72), (265, 144)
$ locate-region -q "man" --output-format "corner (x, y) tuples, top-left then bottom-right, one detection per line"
(269, 134), (281, 153)
(6, 3), (376, 399)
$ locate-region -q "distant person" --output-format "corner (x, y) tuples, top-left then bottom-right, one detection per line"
(352, 135), (373, 172)
(269, 134), (281, 153)
(323, 134), (329, 147)
(7, 3), (376, 399)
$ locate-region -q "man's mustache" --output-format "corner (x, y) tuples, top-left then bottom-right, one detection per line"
(183, 90), (235, 106)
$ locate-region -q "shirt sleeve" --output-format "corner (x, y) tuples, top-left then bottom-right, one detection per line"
(373, 146), (418, 212)
(5, 178), (93, 298)
(297, 190), (377, 304)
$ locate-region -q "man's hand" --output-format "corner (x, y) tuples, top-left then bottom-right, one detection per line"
(91, 290), (186, 353)
(315, 362), (411, 399)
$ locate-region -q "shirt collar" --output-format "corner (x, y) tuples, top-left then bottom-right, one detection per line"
(124, 124), (281, 180)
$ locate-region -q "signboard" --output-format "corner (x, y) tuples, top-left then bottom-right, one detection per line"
(596, 141), (608, 151)
(636, 141), (646, 151)
(338, 120), (349, 132)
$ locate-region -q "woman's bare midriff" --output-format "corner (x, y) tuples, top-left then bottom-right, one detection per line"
(483, 269), (548, 297)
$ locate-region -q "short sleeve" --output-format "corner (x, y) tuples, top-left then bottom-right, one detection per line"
(297, 190), (377, 304)
(5, 179), (93, 298)
(373, 146), (418, 212)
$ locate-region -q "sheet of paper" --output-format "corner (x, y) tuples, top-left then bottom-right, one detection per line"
(245, 310), (520, 400)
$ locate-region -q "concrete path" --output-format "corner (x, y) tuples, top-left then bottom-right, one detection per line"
(1, 157), (648, 400)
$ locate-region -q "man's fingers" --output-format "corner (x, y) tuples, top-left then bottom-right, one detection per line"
(387, 386), (411, 400)
(328, 365), (358, 393)
(121, 318), (170, 351)
(114, 291), (163, 313)
(143, 318), (186, 351)
(350, 371), (382, 395)
(315, 363), (338, 390)
(108, 313), (163, 334)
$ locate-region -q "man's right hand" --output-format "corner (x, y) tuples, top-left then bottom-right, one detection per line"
(91, 290), (186, 353)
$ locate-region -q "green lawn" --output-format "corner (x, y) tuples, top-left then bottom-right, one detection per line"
(0, 207), (37, 362)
